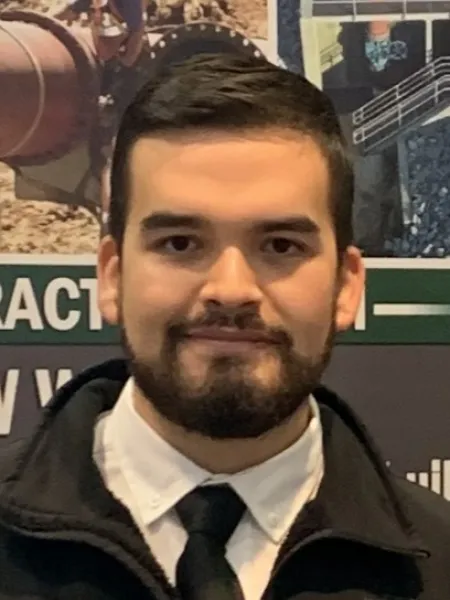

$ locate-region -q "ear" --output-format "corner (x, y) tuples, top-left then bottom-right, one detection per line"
(334, 245), (365, 333)
(96, 235), (121, 326)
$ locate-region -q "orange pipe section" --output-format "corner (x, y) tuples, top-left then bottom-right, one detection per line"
(0, 11), (100, 165)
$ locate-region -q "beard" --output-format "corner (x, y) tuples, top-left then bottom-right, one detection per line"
(121, 304), (335, 440)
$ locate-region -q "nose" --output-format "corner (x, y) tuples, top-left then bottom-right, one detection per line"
(198, 247), (263, 309)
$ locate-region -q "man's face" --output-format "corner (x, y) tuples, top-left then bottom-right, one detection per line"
(98, 129), (364, 439)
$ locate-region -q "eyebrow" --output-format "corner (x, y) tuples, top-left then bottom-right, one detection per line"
(140, 212), (207, 232)
(139, 211), (320, 235)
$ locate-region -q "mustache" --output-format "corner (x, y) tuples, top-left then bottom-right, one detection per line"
(167, 305), (293, 347)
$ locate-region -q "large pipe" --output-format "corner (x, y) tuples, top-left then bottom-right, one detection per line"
(0, 10), (100, 166)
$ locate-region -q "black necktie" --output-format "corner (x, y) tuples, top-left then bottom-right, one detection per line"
(175, 485), (246, 600)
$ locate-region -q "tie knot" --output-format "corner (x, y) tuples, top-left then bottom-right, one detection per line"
(176, 485), (246, 546)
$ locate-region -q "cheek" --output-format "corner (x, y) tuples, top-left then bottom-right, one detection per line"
(267, 263), (337, 341)
(120, 260), (202, 333)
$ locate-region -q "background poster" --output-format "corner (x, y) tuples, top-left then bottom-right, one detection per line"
(1, 0), (450, 500)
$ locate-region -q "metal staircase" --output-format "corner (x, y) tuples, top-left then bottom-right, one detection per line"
(351, 57), (450, 154)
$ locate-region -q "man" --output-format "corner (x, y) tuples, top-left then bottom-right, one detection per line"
(1, 53), (450, 600)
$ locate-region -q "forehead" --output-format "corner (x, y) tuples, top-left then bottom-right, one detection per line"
(127, 129), (331, 226)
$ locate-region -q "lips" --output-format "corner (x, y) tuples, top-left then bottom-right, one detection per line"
(185, 328), (274, 344)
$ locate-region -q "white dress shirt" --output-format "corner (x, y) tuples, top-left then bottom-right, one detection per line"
(93, 378), (324, 600)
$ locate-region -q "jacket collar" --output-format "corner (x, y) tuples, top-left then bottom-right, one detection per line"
(0, 359), (429, 563)
(276, 386), (429, 564)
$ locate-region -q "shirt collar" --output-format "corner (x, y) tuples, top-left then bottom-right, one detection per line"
(108, 378), (324, 544)
(109, 379), (210, 524)
(227, 397), (323, 542)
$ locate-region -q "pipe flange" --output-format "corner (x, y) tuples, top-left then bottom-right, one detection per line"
(0, 10), (100, 166)
(145, 21), (266, 75)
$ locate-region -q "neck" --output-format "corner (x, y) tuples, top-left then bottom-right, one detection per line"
(133, 392), (313, 474)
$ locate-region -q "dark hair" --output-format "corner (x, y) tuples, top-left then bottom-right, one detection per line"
(109, 52), (354, 254)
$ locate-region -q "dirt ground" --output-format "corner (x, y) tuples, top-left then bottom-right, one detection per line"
(0, 164), (100, 253)
(0, 0), (267, 254)
(229, 0), (267, 39)
(0, 0), (267, 36)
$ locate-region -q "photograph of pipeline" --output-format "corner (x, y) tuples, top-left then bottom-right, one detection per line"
(0, 2), (269, 253)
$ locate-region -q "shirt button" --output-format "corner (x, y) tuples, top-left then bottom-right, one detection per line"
(268, 512), (278, 527)
(150, 496), (160, 508)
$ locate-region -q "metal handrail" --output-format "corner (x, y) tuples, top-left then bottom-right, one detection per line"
(311, 0), (450, 17)
(352, 57), (450, 126)
(320, 41), (342, 67)
(352, 76), (450, 151)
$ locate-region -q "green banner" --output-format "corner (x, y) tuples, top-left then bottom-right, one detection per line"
(342, 259), (450, 344)
(1, 256), (449, 345)
(0, 256), (117, 345)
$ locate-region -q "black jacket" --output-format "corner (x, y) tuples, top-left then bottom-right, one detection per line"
(0, 358), (450, 600)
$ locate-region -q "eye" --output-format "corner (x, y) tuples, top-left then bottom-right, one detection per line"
(155, 235), (201, 254)
(263, 237), (305, 256)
